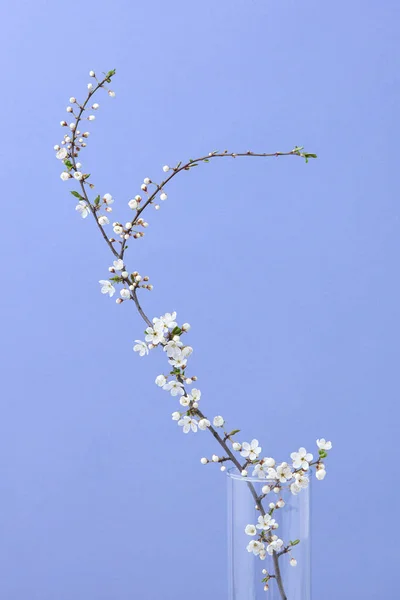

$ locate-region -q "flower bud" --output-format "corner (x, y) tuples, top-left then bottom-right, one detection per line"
(69, 97), (76, 103)
(200, 458), (208, 465)
(89, 70), (95, 77)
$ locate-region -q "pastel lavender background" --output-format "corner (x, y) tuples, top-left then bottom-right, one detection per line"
(1, 1), (398, 599)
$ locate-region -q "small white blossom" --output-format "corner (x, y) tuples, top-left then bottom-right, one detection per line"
(60, 171), (71, 181)
(103, 193), (114, 204)
(155, 374), (167, 387)
(178, 416), (198, 433)
(56, 148), (68, 160)
(267, 539), (284, 555)
(182, 323), (191, 332)
(241, 469), (248, 477)
(316, 439), (332, 450)
(143, 177), (151, 185)
(179, 396), (190, 407)
(213, 416), (224, 428)
(256, 514), (275, 531)
(191, 389), (201, 403)
(160, 192), (167, 201)
(246, 540), (265, 556)
(261, 485), (271, 495)
(88, 83), (93, 91)
(88, 115), (95, 121)
(128, 198), (138, 209)
(113, 225), (123, 235)
(133, 340), (148, 356)
(162, 312), (177, 329)
(212, 454), (219, 462)
(163, 380), (184, 396)
(145, 326), (164, 345)
(290, 448), (313, 471)
(89, 70), (95, 77)
(164, 339), (183, 358)
(240, 439), (261, 460)
(113, 259), (124, 270)
(69, 97), (76, 103)
(76, 201), (90, 218)
(108, 90), (116, 97)
(316, 468), (326, 481)
(120, 289), (130, 300)
(99, 280), (115, 297)
(98, 216), (109, 226)
(198, 418), (210, 430)
(232, 442), (242, 451)
(245, 524), (257, 536)
(92, 103), (99, 109)
(276, 462), (293, 482)
(290, 558), (297, 567)
(74, 171), (83, 180)
(181, 346), (193, 358)
(162, 165), (170, 172)
(172, 411), (181, 421)
(200, 457), (208, 464)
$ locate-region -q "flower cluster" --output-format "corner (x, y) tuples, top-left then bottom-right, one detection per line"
(58, 69), (327, 599)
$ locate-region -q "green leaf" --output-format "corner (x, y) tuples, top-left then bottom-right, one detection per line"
(70, 191), (84, 200)
(228, 429), (240, 436)
(290, 539), (300, 546)
(109, 276), (122, 282)
(106, 69), (116, 78)
(318, 449), (328, 458)
(64, 159), (73, 170)
(94, 195), (100, 206)
(171, 326), (182, 336)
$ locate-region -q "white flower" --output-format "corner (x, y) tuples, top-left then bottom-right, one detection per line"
(163, 380), (184, 396)
(164, 339), (183, 358)
(69, 122), (76, 130)
(74, 171), (83, 180)
(162, 165), (170, 172)
(294, 472), (309, 489)
(198, 418), (210, 430)
(182, 323), (191, 331)
(103, 193), (114, 204)
(232, 442), (242, 451)
(162, 312), (177, 329)
(88, 83), (93, 91)
(316, 468), (326, 481)
(128, 198), (138, 210)
(169, 356), (187, 369)
(98, 216), (109, 226)
(76, 201), (90, 218)
(108, 90), (116, 97)
(290, 558), (297, 567)
(160, 192), (167, 201)
(143, 177), (151, 185)
(267, 539), (284, 555)
(88, 115), (95, 121)
(246, 540), (265, 556)
(252, 462), (270, 479)
(213, 416), (224, 428)
(145, 326), (164, 345)
(56, 148), (68, 160)
(155, 375), (166, 387)
(89, 70), (95, 77)
(172, 411), (181, 421)
(245, 524), (257, 536)
(256, 514), (274, 531)
(133, 340), (148, 357)
(92, 103), (99, 109)
(69, 97), (76, 103)
(179, 396), (190, 407)
(113, 225), (123, 235)
(60, 172), (71, 181)
(316, 439), (332, 450)
(261, 485), (271, 495)
(240, 439), (261, 460)
(99, 280), (115, 297)
(181, 346), (193, 358)
(191, 389), (201, 402)
(200, 457), (208, 464)
(178, 416), (198, 433)
(120, 289), (130, 300)
(290, 447), (313, 470)
(113, 259), (124, 271)
(276, 462), (293, 482)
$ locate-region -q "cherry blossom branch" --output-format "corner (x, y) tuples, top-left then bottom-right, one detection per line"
(56, 70), (329, 600)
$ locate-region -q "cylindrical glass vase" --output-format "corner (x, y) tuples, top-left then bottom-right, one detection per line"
(227, 469), (311, 600)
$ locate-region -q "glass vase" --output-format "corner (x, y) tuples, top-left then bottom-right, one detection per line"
(227, 469), (311, 600)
